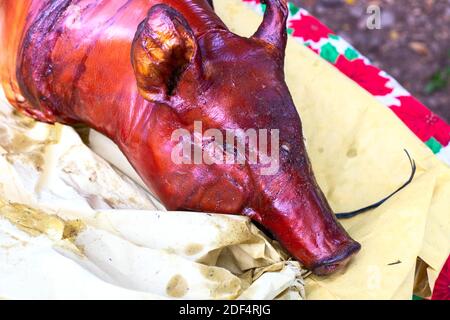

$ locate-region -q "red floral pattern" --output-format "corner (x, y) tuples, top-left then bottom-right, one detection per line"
(390, 96), (450, 145)
(289, 15), (333, 42)
(432, 255), (450, 300)
(335, 56), (394, 96)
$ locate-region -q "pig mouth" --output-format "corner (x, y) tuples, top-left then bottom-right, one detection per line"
(312, 241), (362, 276)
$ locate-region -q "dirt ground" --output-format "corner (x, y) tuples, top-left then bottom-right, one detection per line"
(291, 0), (450, 122)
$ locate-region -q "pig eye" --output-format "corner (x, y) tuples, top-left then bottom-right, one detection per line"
(281, 144), (291, 155)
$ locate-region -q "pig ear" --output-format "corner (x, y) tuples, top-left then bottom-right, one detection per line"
(253, 0), (288, 53)
(131, 5), (197, 103)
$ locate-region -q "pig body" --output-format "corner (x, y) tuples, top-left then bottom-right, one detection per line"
(1, 0), (360, 275)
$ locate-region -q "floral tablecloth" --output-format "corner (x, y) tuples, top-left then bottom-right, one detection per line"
(243, 0), (450, 166)
(243, 0), (450, 300)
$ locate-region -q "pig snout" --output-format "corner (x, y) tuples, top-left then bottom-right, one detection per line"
(249, 161), (361, 275)
(312, 241), (361, 276)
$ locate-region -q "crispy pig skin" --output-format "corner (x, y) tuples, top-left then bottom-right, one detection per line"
(1, 0), (360, 275)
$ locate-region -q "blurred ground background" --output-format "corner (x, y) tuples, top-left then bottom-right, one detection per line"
(291, 0), (450, 122)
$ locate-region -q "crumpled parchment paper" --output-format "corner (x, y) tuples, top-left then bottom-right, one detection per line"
(0, 87), (306, 300)
(1, 0), (449, 300)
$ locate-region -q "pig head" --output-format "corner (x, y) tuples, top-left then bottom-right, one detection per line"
(4, 0), (360, 275)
